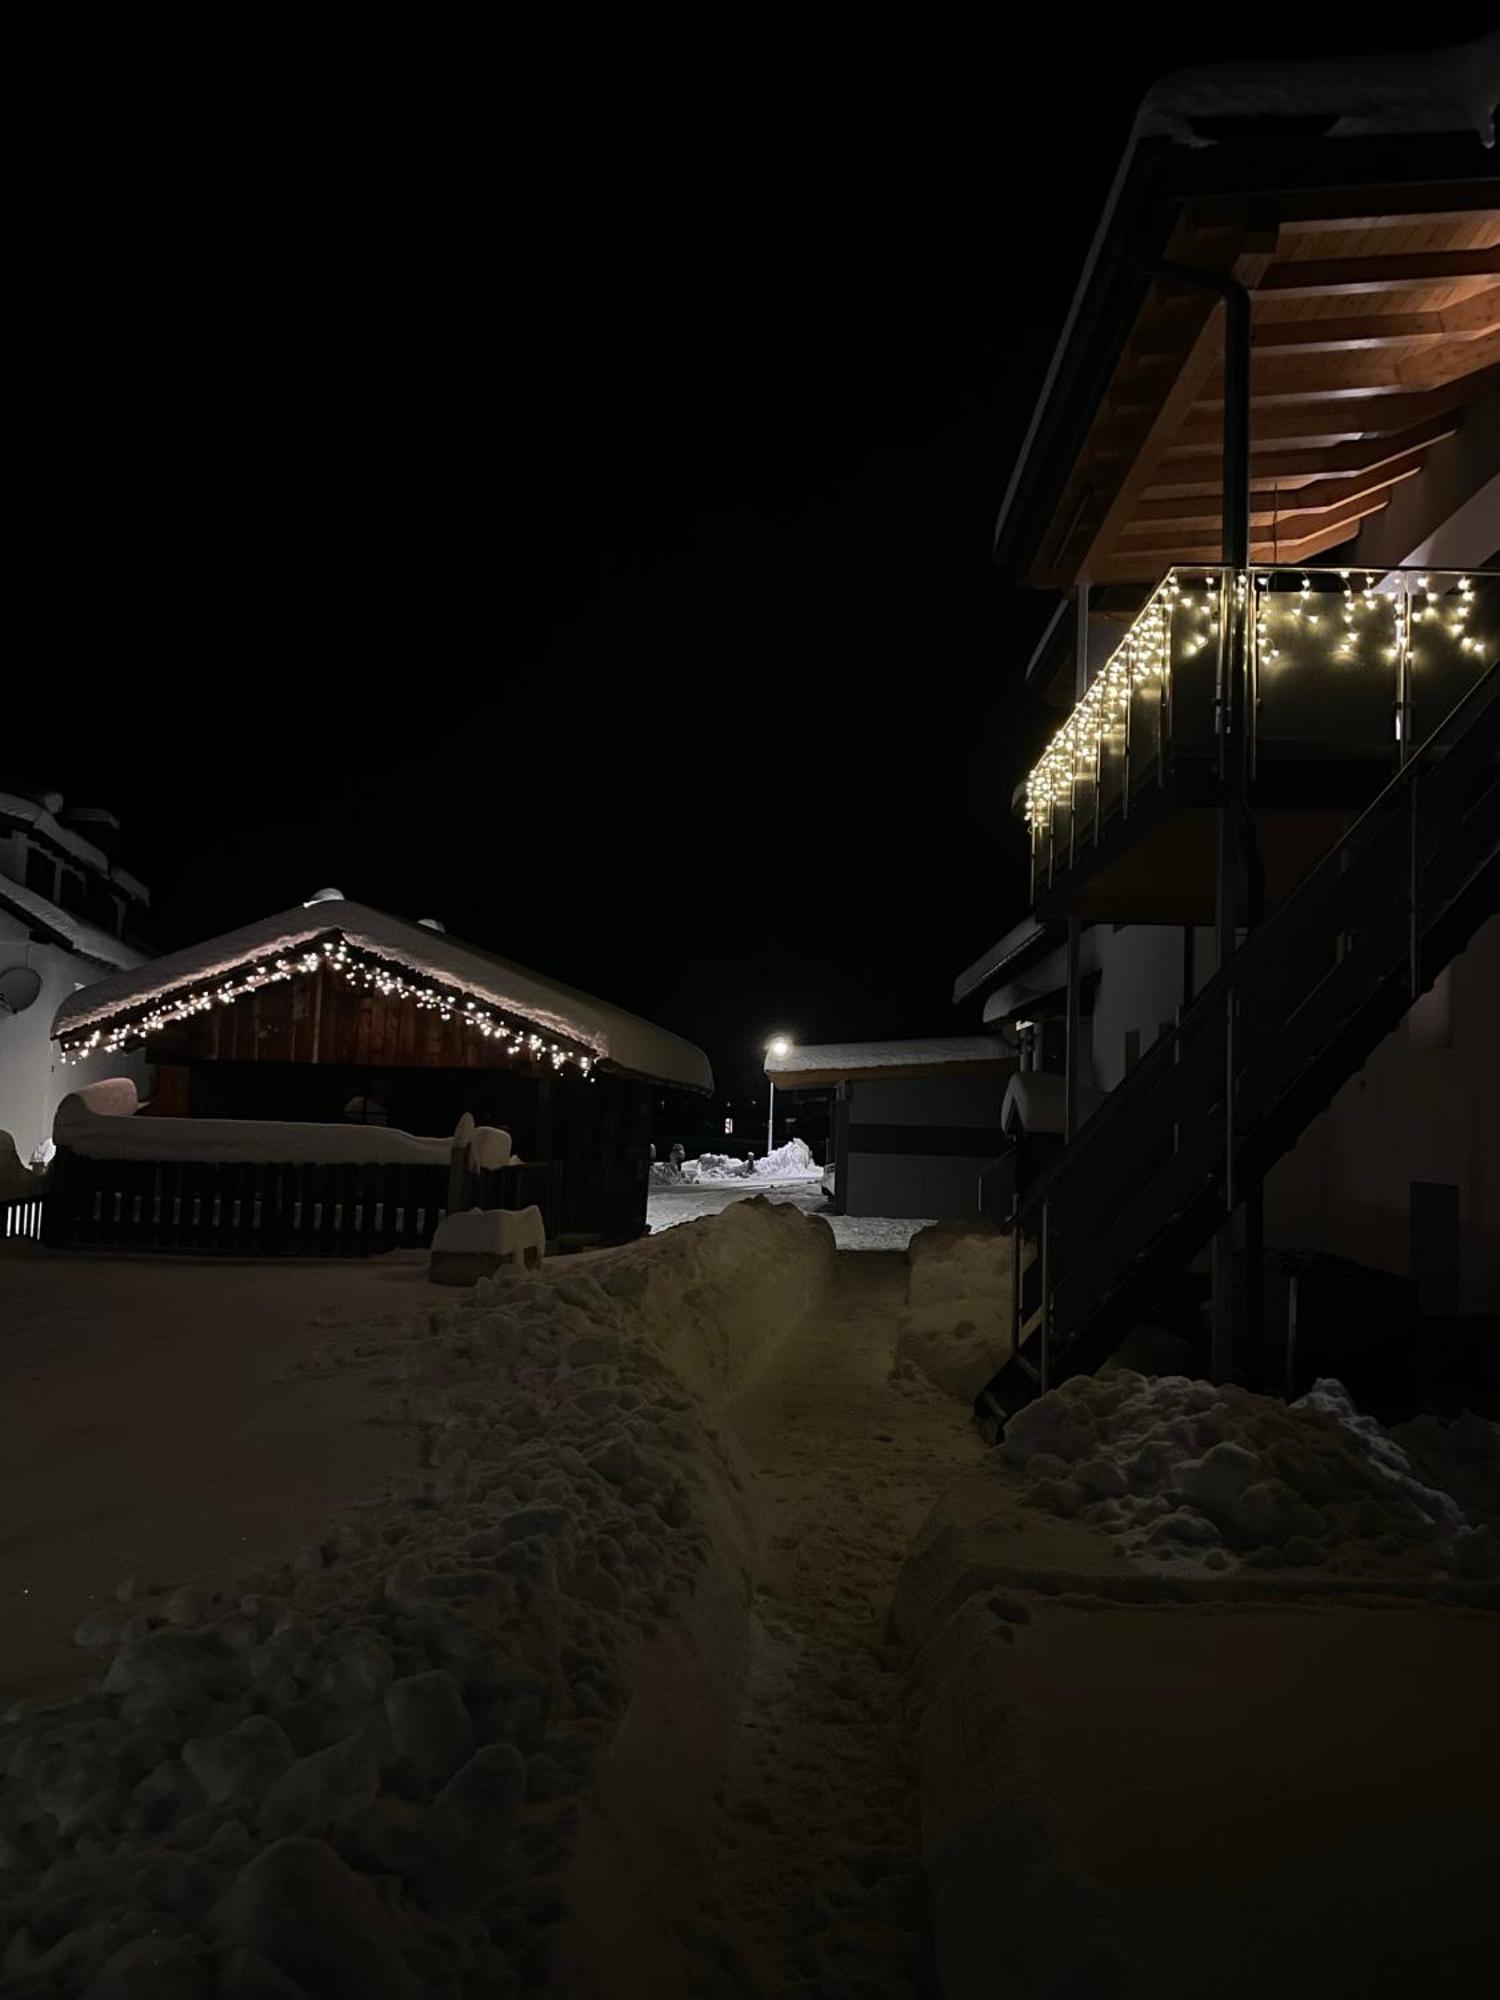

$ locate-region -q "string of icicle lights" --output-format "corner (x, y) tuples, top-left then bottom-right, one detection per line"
(58, 934), (598, 1075)
(1025, 568), (1486, 829)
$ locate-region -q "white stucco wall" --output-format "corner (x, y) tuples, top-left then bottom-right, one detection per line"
(1086, 924), (1210, 1093)
(844, 1072), (1009, 1219)
(1265, 914), (1500, 1313)
(1078, 912), (1500, 1313)
(0, 920), (150, 1166)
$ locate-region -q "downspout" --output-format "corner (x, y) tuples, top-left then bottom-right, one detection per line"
(1133, 254), (1259, 1386)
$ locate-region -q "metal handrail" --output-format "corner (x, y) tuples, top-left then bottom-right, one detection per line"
(1018, 649), (1500, 1236)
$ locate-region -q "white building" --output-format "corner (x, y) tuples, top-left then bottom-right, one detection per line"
(0, 787), (151, 1171)
(955, 36), (1500, 1406)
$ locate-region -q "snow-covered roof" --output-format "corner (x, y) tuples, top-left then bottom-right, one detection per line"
(1140, 33), (1500, 147)
(0, 789), (107, 874)
(0, 790), (150, 904)
(765, 1036), (1011, 1086)
(0, 877), (146, 973)
(952, 917), (1062, 1007)
(51, 898), (713, 1091)
(992, 32), (1500, 583)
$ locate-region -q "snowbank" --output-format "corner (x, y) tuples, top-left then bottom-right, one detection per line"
(0, 1198), (835, 2000)
(893, 1219), (1014, 1401)
(996, 1369), (1500, 1580)
(680, 1137), (822, 1185)
(893, 1369), (1500, 1998)
(53, 1079), (460, 1169)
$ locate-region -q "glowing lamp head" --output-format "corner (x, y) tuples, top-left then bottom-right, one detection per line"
(767, 1036), (791, 1059)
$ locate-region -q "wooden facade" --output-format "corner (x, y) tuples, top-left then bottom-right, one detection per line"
(137, 969), (654, 1246)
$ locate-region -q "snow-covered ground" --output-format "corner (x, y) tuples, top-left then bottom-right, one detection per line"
(6, 1208), (1495, 1999)
(648, 1180), (933, 1253)
(0, 1249), (436, 1702)
(0, 1204), (841, 1998)
(894, 1360), (1500, 1999)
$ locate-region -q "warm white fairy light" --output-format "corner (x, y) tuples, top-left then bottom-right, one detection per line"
(1025, 565), (1490, 841)
(57, 933), (600, 1075)
(1023, 572), (1206, 828)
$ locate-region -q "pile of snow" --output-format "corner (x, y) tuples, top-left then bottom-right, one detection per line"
(894, 1219), (1014, 1402)
(680, 1137), (822, 1185)
(0, 1130), (47, 1205)
(998, 1370), (1500, 1580)
(53, 1079), (462, 1170)
(0, 1198), (835, 1999)
(430, 1205), (545, 1264)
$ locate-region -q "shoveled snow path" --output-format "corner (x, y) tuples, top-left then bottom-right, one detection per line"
(700, 1251), (981, 1997)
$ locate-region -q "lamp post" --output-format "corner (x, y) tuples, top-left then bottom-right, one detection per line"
(765, 1036), (790, 1156)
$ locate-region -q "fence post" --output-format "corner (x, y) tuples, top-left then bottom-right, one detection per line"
(446, 1142), (472, 1221)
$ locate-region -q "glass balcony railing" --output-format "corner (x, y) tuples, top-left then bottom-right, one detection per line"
(1025, 565), (1499, 892)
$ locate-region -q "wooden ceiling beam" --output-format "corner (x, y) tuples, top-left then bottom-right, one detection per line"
(1258, 246), (1500, 297)
(1143, 418), (1459, 498)
(1397, 322), (1500, 389)
(1245, 289), (1500, 356)
(1184, 188), (1500, 232)
(1127, 458), (1422, 530)
(1248, 310), (1449, 353)
(1189, 326), (1500, 401)
(1062, 245), (1276, 583)
(1443, 285), (1500, 333)
(1119, 491), (1391, 548)
(1168, 366), (1499, 449)
(1091, 516), (1395, 583)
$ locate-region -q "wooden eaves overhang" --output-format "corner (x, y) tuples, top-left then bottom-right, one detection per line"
(1000, 136), (1499, 599)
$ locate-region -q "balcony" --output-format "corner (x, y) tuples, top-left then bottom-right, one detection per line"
(1025, 565), (1499, 919)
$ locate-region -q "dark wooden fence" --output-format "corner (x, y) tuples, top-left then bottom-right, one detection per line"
(41, 1148), (565, 1257)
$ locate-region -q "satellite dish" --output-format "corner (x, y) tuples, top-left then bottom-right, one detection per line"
(302, 886), (346, 906)
(418, 917), (446, 932)
(0, 967), (43, 1017)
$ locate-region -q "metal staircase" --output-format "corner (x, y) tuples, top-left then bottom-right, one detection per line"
(981, 655), (1500, 1429)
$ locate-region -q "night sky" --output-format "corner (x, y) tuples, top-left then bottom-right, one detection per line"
(11, 16), (1492, 1112)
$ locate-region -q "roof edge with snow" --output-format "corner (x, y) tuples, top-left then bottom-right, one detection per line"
(50, 900), (713, 1092)
(764, 1036), (1013, 1088)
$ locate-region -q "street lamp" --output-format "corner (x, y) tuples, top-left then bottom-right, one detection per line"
(765, 1036), (790, 1155)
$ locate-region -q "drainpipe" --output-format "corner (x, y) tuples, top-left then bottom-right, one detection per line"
(1064, 582), (1091, 1144)
(1134, 254), (1257, 1385)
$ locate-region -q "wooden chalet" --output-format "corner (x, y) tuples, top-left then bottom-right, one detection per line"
(48, 897), (712, 1250)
